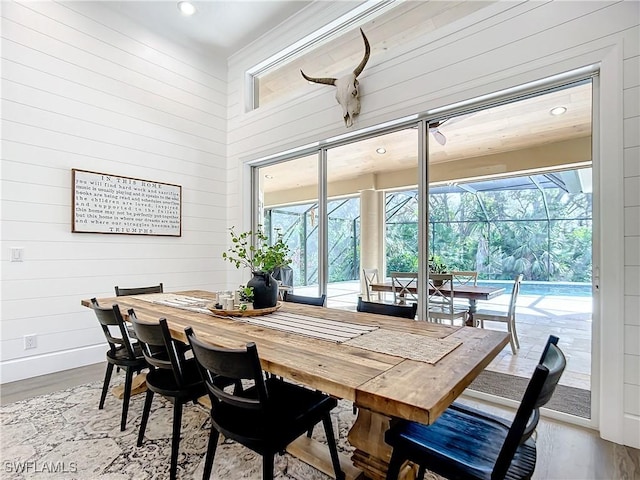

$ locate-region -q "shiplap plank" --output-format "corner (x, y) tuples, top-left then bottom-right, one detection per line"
(625, 146), (640, 178)
(626, 296), (640, 326)
(625, 176), (640, 207)
(624, 116), (640, 149)
(1, 220), (225, 246)
(1, 310), (102, 339)
(626, 237), (640, 266)
(1, 272), (222, 302)
(624, 384), (640, 416)
(625, 86), (640, 120)
(624, 55), (640, 89)
(626, 207), (640, 236)
(626, 267), (640, 297)
(1, 120), (224, 174)
(2, 257), (221, 281)
(0, 237), (220, 263)
(625, 354), (640, 385)
(1, 143), (227, 191)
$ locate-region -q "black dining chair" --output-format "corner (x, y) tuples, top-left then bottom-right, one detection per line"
(283, 291), (326, 306)
(90, 298), (147, 431)
(384, 335), (566, 480)
(115, 283), (163, 296)
(185, 327), (346, 480)
(129, 311), (213, 480)
(357, 296), (417, 319)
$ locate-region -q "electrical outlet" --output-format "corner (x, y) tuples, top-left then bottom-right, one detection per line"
(24, 334), (37, 350)
(10, 247), (24, 262)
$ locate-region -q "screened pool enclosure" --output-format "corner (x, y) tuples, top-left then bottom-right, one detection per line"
(264, 169), (592, 288)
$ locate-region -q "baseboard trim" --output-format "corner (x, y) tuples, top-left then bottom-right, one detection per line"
(623, 414), (640, 449)
(0, 345), (105, 384)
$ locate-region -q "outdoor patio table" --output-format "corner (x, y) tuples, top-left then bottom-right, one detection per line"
(369, 280), (505, 326)
(82, 290), (508, 480)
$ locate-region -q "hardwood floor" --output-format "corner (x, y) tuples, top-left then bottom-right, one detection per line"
(1, 363), (638, 479)
(0, 362), (105, 405)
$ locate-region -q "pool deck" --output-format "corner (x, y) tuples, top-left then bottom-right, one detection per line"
(294, 280), (592, 391)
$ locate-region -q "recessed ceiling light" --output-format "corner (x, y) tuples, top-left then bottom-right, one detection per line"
(550, 106), (567, 116)
(376, 147), (386, 154)
(177, 1), (196, 16)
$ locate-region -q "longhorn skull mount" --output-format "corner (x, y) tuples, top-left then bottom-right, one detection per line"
(300, 28), (370, 128)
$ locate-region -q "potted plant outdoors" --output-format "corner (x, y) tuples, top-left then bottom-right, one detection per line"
(428, 255), (449, 286)
(222, 226), (292, 309)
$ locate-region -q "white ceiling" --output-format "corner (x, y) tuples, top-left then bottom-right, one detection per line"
(101, 0), (312, 57)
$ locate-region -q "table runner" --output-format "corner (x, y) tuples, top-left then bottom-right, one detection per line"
(136, 293), (213, 314)
(239, 311), (377, 342)
(344, 328), (462, 364)
(135, 293), (377, 343)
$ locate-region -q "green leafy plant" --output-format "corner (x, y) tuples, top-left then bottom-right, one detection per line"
(428, 254), (448, 274)
(239, 285), (254, 302)
(223, 226), (292, 273)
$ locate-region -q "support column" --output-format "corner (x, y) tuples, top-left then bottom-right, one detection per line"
(360, 189), (384, 297)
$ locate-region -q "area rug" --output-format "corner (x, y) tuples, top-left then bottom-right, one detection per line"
(470, 370), (591, 419)
(0, 377), (445, 479)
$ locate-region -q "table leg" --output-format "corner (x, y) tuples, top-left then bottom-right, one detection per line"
(348, 407), (418, 480)
(466, 299), (478, 326)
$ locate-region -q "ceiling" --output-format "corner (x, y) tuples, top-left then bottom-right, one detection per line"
(99, 1), (312, 57)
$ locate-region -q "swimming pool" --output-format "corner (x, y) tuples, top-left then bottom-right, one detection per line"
(477, 280), (592, 297)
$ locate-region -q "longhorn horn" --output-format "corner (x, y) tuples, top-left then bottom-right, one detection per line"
(300, 70), (336, 86)
(353, 28), (370, 78)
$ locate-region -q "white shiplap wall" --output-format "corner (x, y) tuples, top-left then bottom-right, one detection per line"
(227, 1), (640, 447)
(0, 1), (229, 382)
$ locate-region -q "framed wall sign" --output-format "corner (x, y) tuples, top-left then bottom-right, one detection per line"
(72, 169), (182, 236)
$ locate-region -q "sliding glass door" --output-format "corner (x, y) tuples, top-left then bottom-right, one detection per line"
(256, 154), (321, 296)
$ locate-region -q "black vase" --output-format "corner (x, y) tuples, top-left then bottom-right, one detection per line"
(248, 271), (278, 309)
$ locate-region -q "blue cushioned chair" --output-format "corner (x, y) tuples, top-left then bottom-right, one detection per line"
(384, 335), (566, 480)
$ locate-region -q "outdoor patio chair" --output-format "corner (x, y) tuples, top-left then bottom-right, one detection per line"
(450, 270), (478, 286)
(427, 274), (468, 325)
(475, 274), (524, 354)
(450, 270), (478, 310)
(185, 327), (345, 480)
(391, 272), (419, 304)
(90, 299), (147, 431)
(114, 283), (163, 296)
(384, 335), (566, 480)
(363, 268), (382, 301)
(283, 291), (326, 306)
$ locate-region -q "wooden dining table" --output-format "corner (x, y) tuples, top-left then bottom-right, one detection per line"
(83, 290), (508, 480)
(369, 280), (505, 326)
